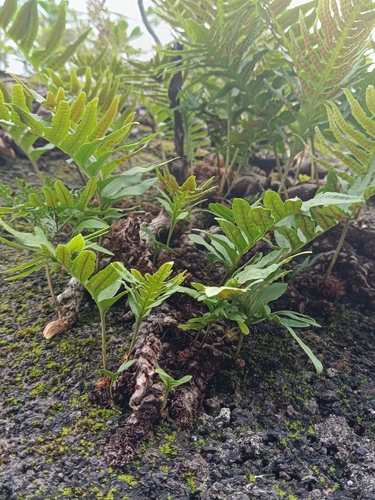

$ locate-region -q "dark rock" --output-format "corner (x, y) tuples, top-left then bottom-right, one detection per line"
(231, 408), (254, 426)
(205, 397), (222, 417)
(320, 390), (340, 403)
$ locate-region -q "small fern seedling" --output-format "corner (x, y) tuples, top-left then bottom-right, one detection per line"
(155, 365), (192, 411)
(116, 261), (186, 356)
(97, 359), (137, 400)
(156, 166), (215, 247)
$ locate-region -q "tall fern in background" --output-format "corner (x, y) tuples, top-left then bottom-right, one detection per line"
(260, 0), (375, 193)
(314, 86), (375, 278)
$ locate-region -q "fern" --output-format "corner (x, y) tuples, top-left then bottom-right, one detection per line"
(254, 0), (375, 194)
(0, 83), (159, 209)
(0, 0), (89, 72)
(313, 86), (375, 278)
(190, 191), (362, 283)
(315, 87), (375, 197)
(116, 262), (186, 356)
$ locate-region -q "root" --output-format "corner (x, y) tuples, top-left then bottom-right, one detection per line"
(171, 342), (230, 429)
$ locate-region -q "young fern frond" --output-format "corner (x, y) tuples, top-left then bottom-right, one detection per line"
(117, 262), (186, 356)
(157, 166), (215, 246)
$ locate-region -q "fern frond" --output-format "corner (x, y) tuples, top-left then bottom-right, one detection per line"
(265, 0), (374, 106)
(315, 86), (375, 198)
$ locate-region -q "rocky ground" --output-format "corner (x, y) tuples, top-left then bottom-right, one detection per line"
(1, 154), (375, 500)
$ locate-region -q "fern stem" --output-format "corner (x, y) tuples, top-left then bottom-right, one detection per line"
(310, 131), (319, 188)
(272, 140), (284, 183)
(45, 263), (59, 312)
(292, 150), (305, 187)
(235, 331), (245, 358)
(324, 217), (350, 282)
(224, 146), (249, 198)
(218, 90), (232, 197)
(166, 224), (175, 248)
(100, 310), (107, 370)
(278, 145), (297, 198)
(200, 323), (213, 348)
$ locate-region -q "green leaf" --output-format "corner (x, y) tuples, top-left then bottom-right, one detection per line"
(48, 28), (91, 70)
(60, 98), (98, 155)
(44, 100), (70, 144)
(42, 186), (58, 207)
(54, 180), (74, 207)
(55, 244), (71, 270)
(278, 321), (322, 375)
(3, 261), (46, 280)
(73, 218), (109, 233)
(218, 219), (248, 253)
(98, 291), (127, 314)
(232, 198), (257, 243)
(263, 191), (287, 222)
(75, 176), (97, 210)
(0, 0), (17, 30)
(67, 234), (85, 253)
(0, 256), (46, 274)
(86, 264), (121, 302)
(301, 192), (363, 210)
(70, 250), (96, 284)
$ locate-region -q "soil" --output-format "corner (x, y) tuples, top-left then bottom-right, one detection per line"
(1, 152), (375, 500)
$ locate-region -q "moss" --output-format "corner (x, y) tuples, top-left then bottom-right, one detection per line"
(274, 485), (287, 498)
(30, 383), (47, 395)
(184, 471), (197, 493)
(117, 474), (137, 488)
(29, 367), (43, 377)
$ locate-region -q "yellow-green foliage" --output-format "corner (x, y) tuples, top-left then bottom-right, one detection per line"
(0, 0), (89, 70)
(315, 86), (375, 199)
(264, 0), (374, 102)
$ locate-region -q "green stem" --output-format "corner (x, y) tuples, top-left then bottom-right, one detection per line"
(292, 150), (305, 187)
(277, 149), (295, 198)
(324, 217), (350, 282)
(100, 310), (107, 370)
(166, 221), (175, 248)
(235, 331), (245, 358)
(199, 323), (213, 348)
(224, 147), (249, 198)
(217, 90), (232, 197)
(272, 140), (284, 182)
(310, 130), (319, 188)
(161, 388), (169, 411)
(26, 153), (43, 184)
(45, 263), (59, 313)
